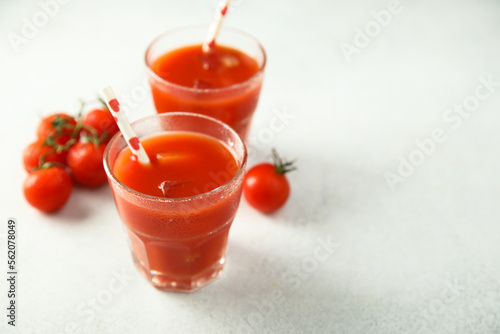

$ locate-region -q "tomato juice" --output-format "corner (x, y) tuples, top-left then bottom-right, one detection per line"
(104, 113), (247, 291)
(152, 44), (259, 90)
(146, 25), (266, 141)
(113, 132), (238, 199)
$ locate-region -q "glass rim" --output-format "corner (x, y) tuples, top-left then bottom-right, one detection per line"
(144, 23), (266, 94)
(103, 111), (248, 204)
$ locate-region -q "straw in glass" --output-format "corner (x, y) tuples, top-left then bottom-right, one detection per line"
(202, 0), (232, 52)
(100, 86), (150, 164)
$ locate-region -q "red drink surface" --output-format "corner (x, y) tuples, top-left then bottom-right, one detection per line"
(152, 44), (259, 89)
(111, 131), (241, 289)
(149, 43), (263, 140)
(113, 131), (238, 198)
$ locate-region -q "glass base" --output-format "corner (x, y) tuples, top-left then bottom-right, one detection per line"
(131, 251), (225, 292)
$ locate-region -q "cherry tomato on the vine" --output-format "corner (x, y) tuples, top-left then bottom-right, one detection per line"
(22, 101), (117, 213)
(23, 166), (73, 213)
(243, 149), (296, 214)
(22, 140), (68, 172)
(37, 113), (78, 145)
(67, 142), (108, 187)
(81, 108), (118, 142)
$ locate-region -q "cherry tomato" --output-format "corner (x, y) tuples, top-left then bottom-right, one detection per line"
(243, 149), (296, 214)
(23, 140), (68, 172)
(81, 108), (118, 142)
(67, 142), (108, 187)
(23, 166), (73, 213)
(37, 113), (78, 145)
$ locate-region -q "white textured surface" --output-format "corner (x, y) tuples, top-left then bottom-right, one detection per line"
(1, 0), (500, 333)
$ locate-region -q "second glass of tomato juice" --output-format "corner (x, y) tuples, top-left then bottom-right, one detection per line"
(145, 24), (266, 142)
(103, 112), (247, 292)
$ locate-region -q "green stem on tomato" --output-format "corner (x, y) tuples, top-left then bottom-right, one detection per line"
(271, 148), (297, 175)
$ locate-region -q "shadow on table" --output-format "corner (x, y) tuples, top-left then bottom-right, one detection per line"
(160, 239), (343, 333)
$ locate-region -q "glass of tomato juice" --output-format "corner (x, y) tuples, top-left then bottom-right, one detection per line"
(103, 112), (247, 292)
(145, 24), (266, 142)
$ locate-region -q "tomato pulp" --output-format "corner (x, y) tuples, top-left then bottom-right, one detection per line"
(149, 43), (263, 141)
(111, 131), (242, 291)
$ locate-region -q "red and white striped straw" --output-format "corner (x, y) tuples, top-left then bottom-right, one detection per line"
(100, 86), (150, 165)
(202, 0), (232, 53)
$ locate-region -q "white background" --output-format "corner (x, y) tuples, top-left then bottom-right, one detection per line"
(1, 0), (500, 333)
